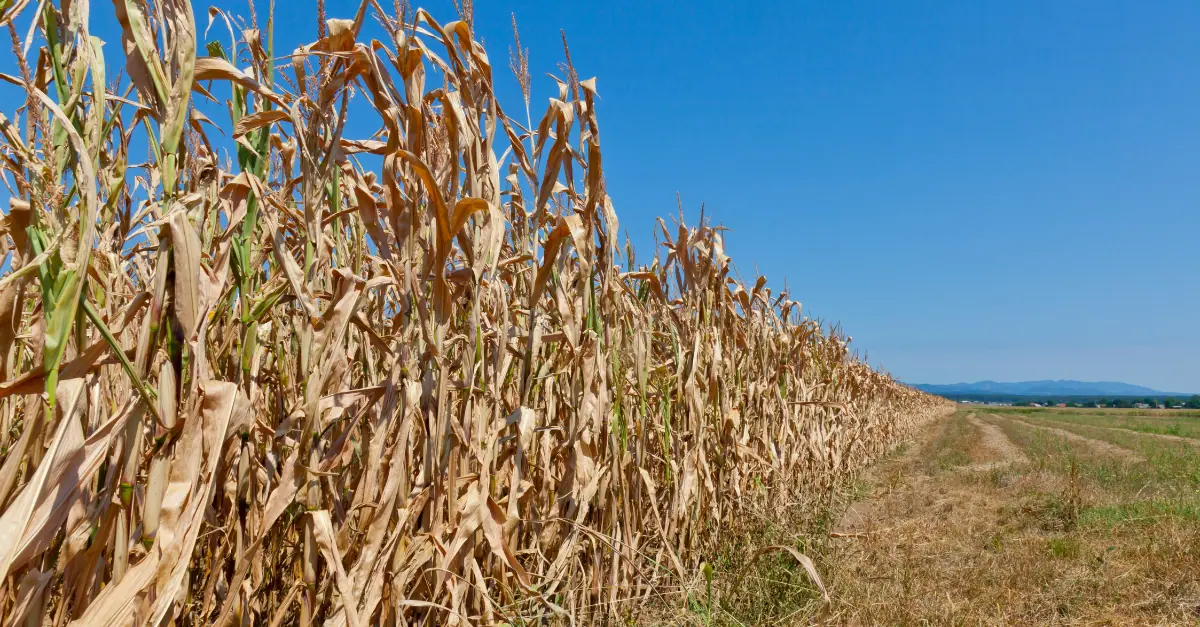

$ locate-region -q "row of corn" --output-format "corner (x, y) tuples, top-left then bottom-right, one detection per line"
(0, 1), (951, 624)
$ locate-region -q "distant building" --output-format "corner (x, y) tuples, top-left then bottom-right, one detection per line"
(1134, 403), (1150, 409)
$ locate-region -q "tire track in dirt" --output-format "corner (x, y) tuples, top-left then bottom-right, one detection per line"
(966, 414), (1028, 470)
(833, 410), (954, 535)
(998, 415), (1145, 462)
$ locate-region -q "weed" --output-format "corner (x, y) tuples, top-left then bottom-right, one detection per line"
(1048, 537), (1081, 559)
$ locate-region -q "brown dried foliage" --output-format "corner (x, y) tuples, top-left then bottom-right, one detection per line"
(0, 1), (949, 624)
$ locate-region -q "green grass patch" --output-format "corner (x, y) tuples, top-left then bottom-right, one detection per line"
(1047, 536), (1081, 559)
(1079, 500), (1200, 529)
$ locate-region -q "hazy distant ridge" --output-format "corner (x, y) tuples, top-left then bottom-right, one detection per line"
(912, 380), (1187, 396)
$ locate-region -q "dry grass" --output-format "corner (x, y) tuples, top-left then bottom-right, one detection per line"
(0, 1), (948, 624)
(812, 410), (1200, 625)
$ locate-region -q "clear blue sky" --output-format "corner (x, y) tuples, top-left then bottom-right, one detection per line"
(464, 0), (1200, 392)
(5, 1), (1198, 391)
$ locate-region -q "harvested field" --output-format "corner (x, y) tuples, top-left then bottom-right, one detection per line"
(778, 408), (1200, 626)
(1004, 414), (1144, 462)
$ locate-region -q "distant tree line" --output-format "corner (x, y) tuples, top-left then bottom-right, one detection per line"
(1012, 396), (1200, 409)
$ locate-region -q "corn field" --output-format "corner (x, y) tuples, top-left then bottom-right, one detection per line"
(0, 1), (949, 624)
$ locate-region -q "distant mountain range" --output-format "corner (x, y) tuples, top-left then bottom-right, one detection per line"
(912, 380), (1193, 397)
